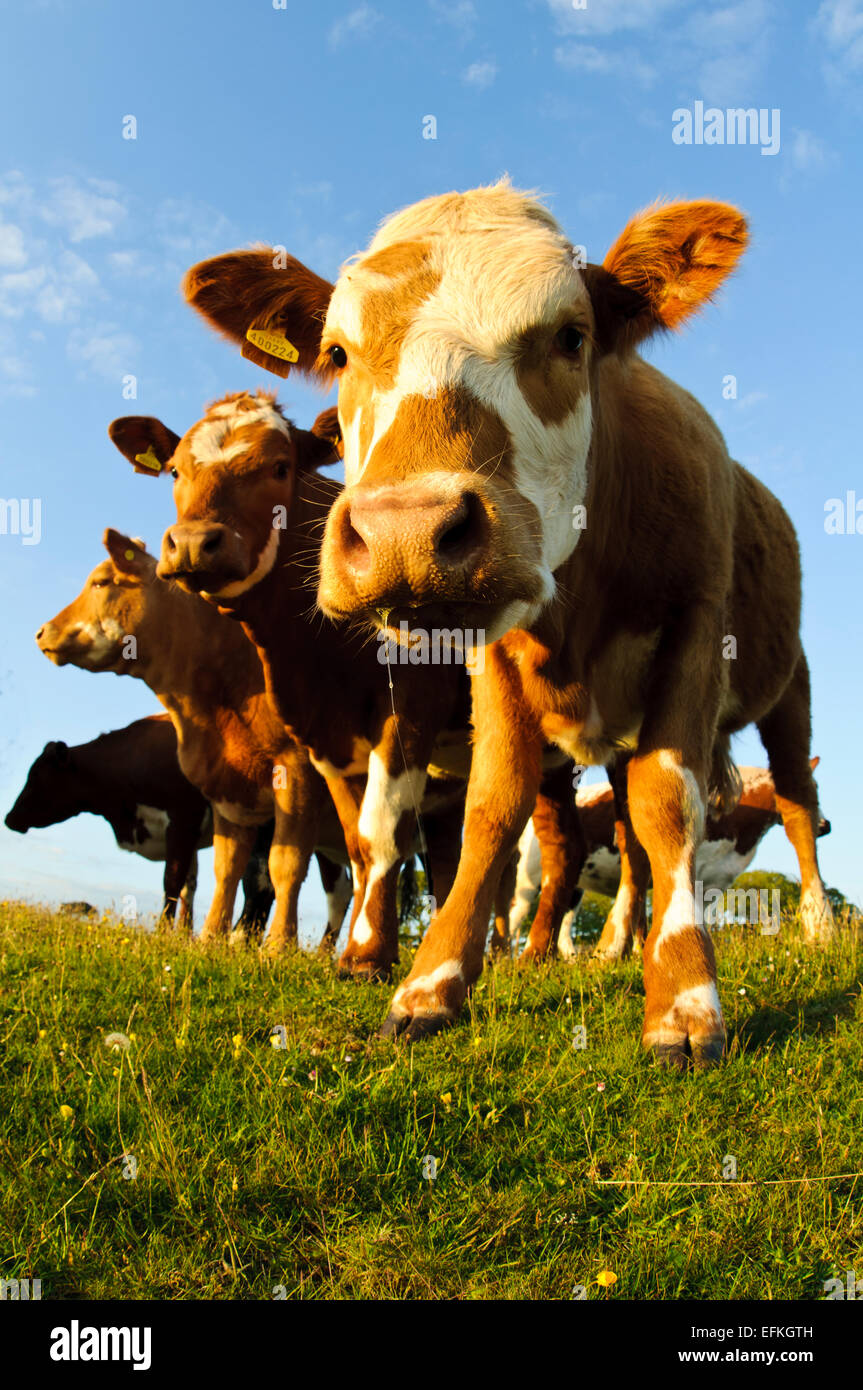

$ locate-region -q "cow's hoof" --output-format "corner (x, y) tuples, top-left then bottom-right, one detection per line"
(646, 1034), (724, 1070)
(337, 961), (393, 983)
(378, 1010), (453, 1042)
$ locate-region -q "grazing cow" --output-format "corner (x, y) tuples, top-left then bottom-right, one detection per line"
(35, 533), (353, 951)
(5, 716), (209, 924)
(506, 762), (832, 960)
(182, 184), (834, 1064)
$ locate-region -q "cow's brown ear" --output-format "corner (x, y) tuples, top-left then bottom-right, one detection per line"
(108, 418), (181, 475)
(810, 755), (820, 771)
(103, 528), (156, 578)
(590, 200), (749, 353)
(182, 248), (335, 383)
(295, 405), (343, 469)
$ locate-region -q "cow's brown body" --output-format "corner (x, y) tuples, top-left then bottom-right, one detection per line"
(180, 185), (834, 1063)
(35, 535), (352, 949)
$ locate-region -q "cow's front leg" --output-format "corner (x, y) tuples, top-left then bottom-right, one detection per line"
(201, 810), (259, 942)
(592, 756), (650, 963)
(380, 650), (543, 1039)
(265, 751), (326, 955)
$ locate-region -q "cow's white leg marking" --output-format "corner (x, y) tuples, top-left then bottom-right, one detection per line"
(390, 958), (465, 1018)
(349, 751), (426, 950)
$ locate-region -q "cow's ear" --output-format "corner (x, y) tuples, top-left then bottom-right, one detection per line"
(103, 528), (155, 579)
(108, 418), (181, 475)
(182, 248), (335, 383)
(586, 200), (749, 353)
(295, 405), (343, 470)
(810, 755), (820, 771)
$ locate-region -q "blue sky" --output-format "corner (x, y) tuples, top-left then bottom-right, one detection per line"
(1, 0), (861, 930)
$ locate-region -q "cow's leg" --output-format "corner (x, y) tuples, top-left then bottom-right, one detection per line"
(756, 654), (834, 943)
(490, 853), (518, 956)
(556, 888), (584, 958)
(593, 756), (650, 963)
(337, 737), (428, 982)
(234, 822), (275, 945)
(521, 762), (585, 962)
(161, 816), (202, 932)
(201, 811), (259, 942)
(265, 754), (326, 955)
(323, 773), (369, 968)
(179, 853), (198, 930)
(626, 607), (729, 1067)
(423, 797), (465, 912)
(317, 854), (353, 954)
(380, 649), (542, 1039)
(493, 821), (539, 956)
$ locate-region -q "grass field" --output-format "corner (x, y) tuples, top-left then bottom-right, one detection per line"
(1, 897), (862, 1300)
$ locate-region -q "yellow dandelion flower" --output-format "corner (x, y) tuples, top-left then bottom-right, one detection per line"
(596, 1270), (617, 1288)
(59, 1105), (75, 1123)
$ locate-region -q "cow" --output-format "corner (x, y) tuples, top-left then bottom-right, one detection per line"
(35, 532), (353, 951)
(181, 183), (835, 1065)
(505, 762), (832, 960)
(4, 717), (284, 933)
(5, 715), (208, 924)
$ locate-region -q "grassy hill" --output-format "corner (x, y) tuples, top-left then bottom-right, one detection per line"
(1, 898), (861, 1300)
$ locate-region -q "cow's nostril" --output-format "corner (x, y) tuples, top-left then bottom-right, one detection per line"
(201, 532), (222, 555)
(35, 626), (44, 641)
(436, 493), (484, 562)
(165, 532), (177, 552)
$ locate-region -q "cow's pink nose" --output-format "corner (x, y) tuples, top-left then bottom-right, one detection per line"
(338, 487), (488, 588)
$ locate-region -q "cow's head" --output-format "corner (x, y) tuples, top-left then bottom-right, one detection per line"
(108, 393), (341, 601)
(183, 184), (747, 640)
(36, 531), (158, 671)
(5, 741), (75, 832)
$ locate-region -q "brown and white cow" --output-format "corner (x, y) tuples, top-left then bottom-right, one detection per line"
(36, 531), (353, 951)
(506, 761), (832, 960)
(181, 183), (834, 1065)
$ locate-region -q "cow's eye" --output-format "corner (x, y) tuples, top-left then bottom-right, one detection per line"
(273, 461), (289, 480)
(329, 344), (347, 369)
(170, 467), (178, 479)
(555, 325), (584, 357)
(91, 579), (109, 589)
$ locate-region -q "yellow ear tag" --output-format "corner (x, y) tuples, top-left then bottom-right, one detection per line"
(124, 550), (135, 561)
(245, 327), (299, 363)
(134, 446), (163, 473)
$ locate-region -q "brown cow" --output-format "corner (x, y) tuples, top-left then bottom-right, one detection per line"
(36, 531), (353, 951)
(181, 184), (834, 1065)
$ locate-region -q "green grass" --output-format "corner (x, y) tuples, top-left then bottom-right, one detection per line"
(1, 898), (862, 1300)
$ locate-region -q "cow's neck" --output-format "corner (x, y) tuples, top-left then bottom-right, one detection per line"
(226, 510), (368, 748)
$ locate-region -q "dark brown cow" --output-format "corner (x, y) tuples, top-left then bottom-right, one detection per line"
(5, 715), (208, 924)
(36, 532), (353, 950)
(181, 184), (834, 1065)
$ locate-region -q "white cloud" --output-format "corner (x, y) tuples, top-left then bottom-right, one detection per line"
(813, 0), (863, 82)
(42, 177), (126, 242)
(555, 42), (655, 84)
(0, 222), (27, 268)
(547, 0), (685, 37)
(462, 59), (497, 88)
(328, 4), (382, 47)
(790, 128), (837, 171)
(430, 0), (476, 33)
(67, 325), (138, 381)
